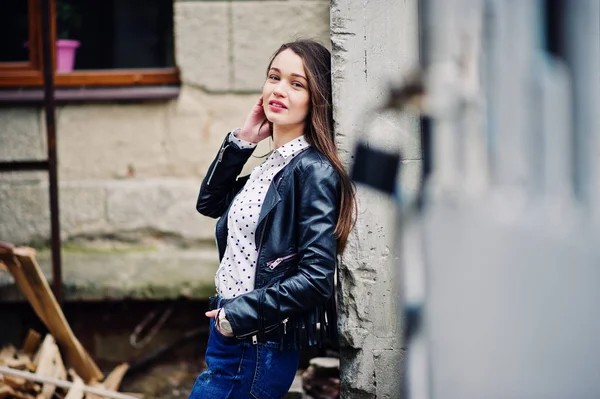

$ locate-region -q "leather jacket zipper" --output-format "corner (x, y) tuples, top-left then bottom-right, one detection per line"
(237, 317), (289, 340)
(237, 215), (271, 342)
(237, 321), (278, 339)
(206, 143), (229, 186)
(239, 174), (286, 341)
(266, 253), (298, 270)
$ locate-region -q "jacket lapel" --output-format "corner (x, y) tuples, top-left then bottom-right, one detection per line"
(253, 147), (310, 249)
(255, 181), (282, 248)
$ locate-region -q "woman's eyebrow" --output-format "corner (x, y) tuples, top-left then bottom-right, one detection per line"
(270, 67), (307, 81)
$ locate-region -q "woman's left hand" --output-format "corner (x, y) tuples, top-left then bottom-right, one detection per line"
(205, 309), (234, 337)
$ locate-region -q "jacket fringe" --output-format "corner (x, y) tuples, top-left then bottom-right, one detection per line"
(283, 296), (338, 350)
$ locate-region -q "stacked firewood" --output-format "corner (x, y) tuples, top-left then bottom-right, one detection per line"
(0, 243), (142, 398)
(0, 330), (136, 399)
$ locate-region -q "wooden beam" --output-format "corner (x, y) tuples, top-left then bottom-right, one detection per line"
(0, 367), (140, 399)
(0, 244), (103, 382)
(0, 69), (180, 87)
(54, 68), (180, 86)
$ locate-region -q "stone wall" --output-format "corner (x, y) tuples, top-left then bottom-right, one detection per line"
(0, 0), (329, 246)
(331, 0), (420, 397)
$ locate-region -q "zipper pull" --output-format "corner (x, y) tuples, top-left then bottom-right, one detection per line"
(206, 143), (229, 186)
(283, 318), (289, 335)
(217, 144), (229, 162)
(252, 335), (258, 345)
(268, 257), (283, 270)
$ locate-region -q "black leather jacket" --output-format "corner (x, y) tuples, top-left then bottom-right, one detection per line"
(196, 134), (340, 348)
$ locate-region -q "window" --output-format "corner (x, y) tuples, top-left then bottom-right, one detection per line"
(1, 1), (31, 64)
(0, 0), (179, 88)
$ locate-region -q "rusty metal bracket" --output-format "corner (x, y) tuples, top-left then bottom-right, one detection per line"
(129, 307), (173, 349)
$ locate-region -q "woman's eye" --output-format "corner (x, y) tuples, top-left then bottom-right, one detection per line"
(292, 82), (304, 88)
(269, 74), (280, 81)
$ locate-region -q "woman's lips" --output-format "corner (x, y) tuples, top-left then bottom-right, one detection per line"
(269, 100), (287, 112)
(269, 104), (286, 112)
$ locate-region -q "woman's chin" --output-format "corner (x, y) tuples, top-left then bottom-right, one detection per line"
(266, 115), (285, 126)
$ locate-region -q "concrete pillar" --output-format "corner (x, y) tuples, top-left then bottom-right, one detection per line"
(331, 0), (420, 397)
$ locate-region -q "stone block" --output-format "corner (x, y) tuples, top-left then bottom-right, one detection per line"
(331, 0), (420, 157)
(339, 346), (376, 398)
(60, 183), (107, 235)
(0, 183), (50, 245)
(175, 2), (231, 91)
(165, 114), (217, 177)
(332, 0), (419, 395)
(0, 178), (218, 245)
(166, 88), (264, 178)
(0, 246), (219, 301)
(373, 349), (404, 399)
(370, 278), (401, 340)
(231, 1), (330, 91)
(0, 107), (44, 161)
(0, 181), (109, 245)
(56, 103), (168, 180)
(0, 171), (46, 185)
(105, 179), (215, 240)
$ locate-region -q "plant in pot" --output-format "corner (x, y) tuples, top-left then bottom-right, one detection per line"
(55, 0), (81, 72)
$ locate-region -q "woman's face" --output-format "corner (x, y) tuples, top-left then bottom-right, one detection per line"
(262, 49), (310, 129)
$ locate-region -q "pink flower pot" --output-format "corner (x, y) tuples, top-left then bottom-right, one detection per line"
(56, 39), (80, 72)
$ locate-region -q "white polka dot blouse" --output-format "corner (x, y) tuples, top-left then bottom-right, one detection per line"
(215, 131), (310, 299)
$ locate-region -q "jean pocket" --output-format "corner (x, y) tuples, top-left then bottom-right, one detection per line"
(210, 318), (238, 344)
(250, 344), (300, 399)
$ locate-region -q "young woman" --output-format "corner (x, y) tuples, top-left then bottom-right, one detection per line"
(189, 39), (356, 399)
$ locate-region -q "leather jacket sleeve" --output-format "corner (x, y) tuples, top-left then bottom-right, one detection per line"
(196, 134), (255, 219)
(223, 161), (340, 337)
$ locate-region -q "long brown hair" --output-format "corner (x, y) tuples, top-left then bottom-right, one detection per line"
(267, 40), (357, 254)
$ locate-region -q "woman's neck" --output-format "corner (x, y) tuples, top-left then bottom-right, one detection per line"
(272, 123), (305, 149)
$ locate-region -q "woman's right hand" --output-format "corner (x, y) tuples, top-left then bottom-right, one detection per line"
(237, 96), (271, 143)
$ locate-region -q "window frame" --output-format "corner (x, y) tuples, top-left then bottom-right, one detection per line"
(0, 0), (179, 88)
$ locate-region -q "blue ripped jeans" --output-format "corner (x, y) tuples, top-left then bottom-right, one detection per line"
(188, 316), (300, 399)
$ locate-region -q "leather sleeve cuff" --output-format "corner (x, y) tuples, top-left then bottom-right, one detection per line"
(228, 129), (257, 150)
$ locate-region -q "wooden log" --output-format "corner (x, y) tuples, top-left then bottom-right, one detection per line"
(2, 374), (31, 391)
(22, 330), (42, 358)
(35, 335), (66, 399)
(102, 364), (129, 392)
(0, 385), (16, 399)
(0, 366), (140, 399)
(0, 383), (35, 399)
(0, 244), (103, 382)
(0, 345), (35, 372)
(64, 375), (85, 399)
(85, 383), (107, 399)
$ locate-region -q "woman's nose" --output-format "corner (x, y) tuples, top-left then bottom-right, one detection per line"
(273, 82), (287, 97)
